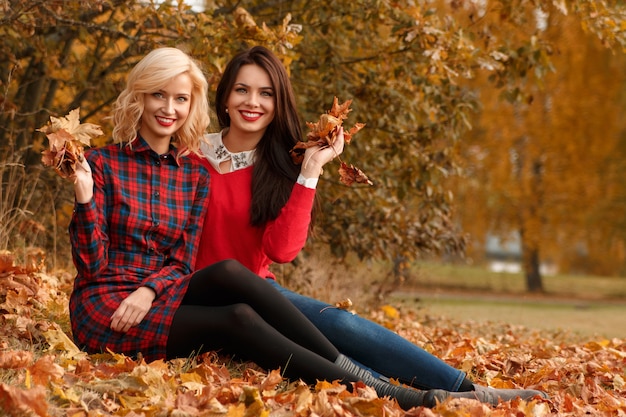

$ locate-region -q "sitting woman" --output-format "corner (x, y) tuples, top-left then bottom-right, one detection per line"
(194, 45), (548, 405)
(68, 46), (456, 411)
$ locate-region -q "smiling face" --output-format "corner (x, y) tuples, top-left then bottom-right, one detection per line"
(139, 72), (193, 153)
(224, 64), (276, 149)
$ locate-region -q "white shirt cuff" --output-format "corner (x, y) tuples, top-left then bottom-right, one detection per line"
(296, 174), (318, 189)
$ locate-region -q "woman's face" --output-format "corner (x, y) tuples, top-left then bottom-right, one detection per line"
(225, 64), (275, 140)
(140, 72), (193, 146)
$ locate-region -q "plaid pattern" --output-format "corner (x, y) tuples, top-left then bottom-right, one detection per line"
(69, 136), (209, 361)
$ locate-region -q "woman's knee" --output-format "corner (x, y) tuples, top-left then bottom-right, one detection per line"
(214, 259), (270, 294)
(216, 259), (248, 276)
(321, 307), (365, 335)
(227, 303), (263, 330)
(195, 259), (252, 288)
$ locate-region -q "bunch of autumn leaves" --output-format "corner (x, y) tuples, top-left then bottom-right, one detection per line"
(290, 97), (371, 186)
(40, 99), (372, 186)
(39, 108), (102, 179)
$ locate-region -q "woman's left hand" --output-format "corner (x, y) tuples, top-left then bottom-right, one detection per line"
(110, 286), (156, 333)
(72, 157), (94, 204)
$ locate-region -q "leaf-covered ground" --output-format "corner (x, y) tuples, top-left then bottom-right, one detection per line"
(1, 253), (625, 416)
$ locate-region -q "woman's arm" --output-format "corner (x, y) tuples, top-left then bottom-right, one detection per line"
(262, 128), (345, 262)
(69, 151), (110, 279)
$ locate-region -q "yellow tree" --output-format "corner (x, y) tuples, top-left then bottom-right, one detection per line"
(231, 0), (626, 290)
(453, 3), (626, 291)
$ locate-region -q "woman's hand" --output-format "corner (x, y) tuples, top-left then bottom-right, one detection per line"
(300, 127), (345, 179)
(110, 286), (156, 333)
(72, 157), (94, 204)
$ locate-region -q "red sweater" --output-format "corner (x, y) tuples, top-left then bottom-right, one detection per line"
(195, 162), (316, 279)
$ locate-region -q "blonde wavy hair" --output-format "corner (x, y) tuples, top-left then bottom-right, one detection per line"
(112, 47), (210, 156)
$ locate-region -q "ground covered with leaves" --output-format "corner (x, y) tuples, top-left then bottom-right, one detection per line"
(1, 252), (625, 416)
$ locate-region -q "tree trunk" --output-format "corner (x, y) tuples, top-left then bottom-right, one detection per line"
(524, 246), (544, 293)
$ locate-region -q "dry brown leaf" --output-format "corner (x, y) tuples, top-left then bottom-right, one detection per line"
(0, 383), (48, 417)
(38, 107), (102, 146)
(338, 161), (373, 186)
(2, 248), (626, 415)
(39, 107), (102, 179)
(0, 250), (15, 273)
(0, 350), (33, 369)
(29, 354), (64, 386)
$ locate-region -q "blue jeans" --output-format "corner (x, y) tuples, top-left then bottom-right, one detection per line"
(268, 280), (466, 391)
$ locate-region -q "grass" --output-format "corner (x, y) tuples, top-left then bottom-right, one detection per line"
(391, 293), (626, 340)
(285, 254), (626, 341)
(386, 261), (626, 341)
(408, 261), (626, 300)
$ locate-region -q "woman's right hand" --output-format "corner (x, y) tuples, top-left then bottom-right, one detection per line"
(72, 157), (94, 203)
(110, 286), (156, 333)
(300, 127), (345, 179)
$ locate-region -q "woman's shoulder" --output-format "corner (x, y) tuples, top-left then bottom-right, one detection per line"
(199, 131), (221, 156)
(83, 142), (118, 164)
(84, 142), (123, 157)
(180, 152), (211, 180)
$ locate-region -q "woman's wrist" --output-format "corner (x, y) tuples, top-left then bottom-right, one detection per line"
(300, 161), (324, 179)
(74, 179), (94, 204)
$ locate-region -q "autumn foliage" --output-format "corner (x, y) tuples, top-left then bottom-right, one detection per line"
(4, 0), (626, 285)
(1, 251), (625, 416)
(39, 108), (102, 179)
(290, 97), (371, 186)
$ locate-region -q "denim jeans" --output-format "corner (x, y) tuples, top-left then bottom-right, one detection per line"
(268, 280), (466, 391)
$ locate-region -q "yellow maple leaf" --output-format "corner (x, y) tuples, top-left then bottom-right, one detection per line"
(39, 107), (102, 146)
(43, 326), (87, 361)
(381, 305), (399, 319)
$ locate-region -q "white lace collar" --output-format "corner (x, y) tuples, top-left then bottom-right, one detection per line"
(202, 131), (256, 173)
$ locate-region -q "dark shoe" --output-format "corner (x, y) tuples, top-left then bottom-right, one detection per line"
(365, 378), (448, 409)
(441, 384), (549, 405)
(334, 353), (445, 409)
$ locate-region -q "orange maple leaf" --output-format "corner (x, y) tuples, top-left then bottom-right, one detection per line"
(0, 383), (48, 417)
(339, 162), (373, 186)
(29, 355), (64, 386)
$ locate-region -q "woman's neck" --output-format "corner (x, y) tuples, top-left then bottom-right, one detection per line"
(140, 133), (171, 155)
(222, 128), (262, 153)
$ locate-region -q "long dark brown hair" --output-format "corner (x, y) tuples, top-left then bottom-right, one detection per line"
(215, 46), (310, 227)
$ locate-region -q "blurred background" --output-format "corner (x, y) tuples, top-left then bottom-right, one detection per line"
(2, 1), (625, 333)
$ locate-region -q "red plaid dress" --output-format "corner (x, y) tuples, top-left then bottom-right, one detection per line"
(69, 136), (209, 361)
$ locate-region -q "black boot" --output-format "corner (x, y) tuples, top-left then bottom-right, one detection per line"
(334, 353), (447, 409)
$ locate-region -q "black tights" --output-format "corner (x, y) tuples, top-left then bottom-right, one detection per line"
(167, 260), (354, 385)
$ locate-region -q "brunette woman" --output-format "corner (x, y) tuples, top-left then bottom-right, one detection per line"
(195, 45), (548, 405)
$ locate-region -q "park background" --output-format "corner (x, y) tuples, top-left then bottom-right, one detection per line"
(1, 0), (626, 415)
